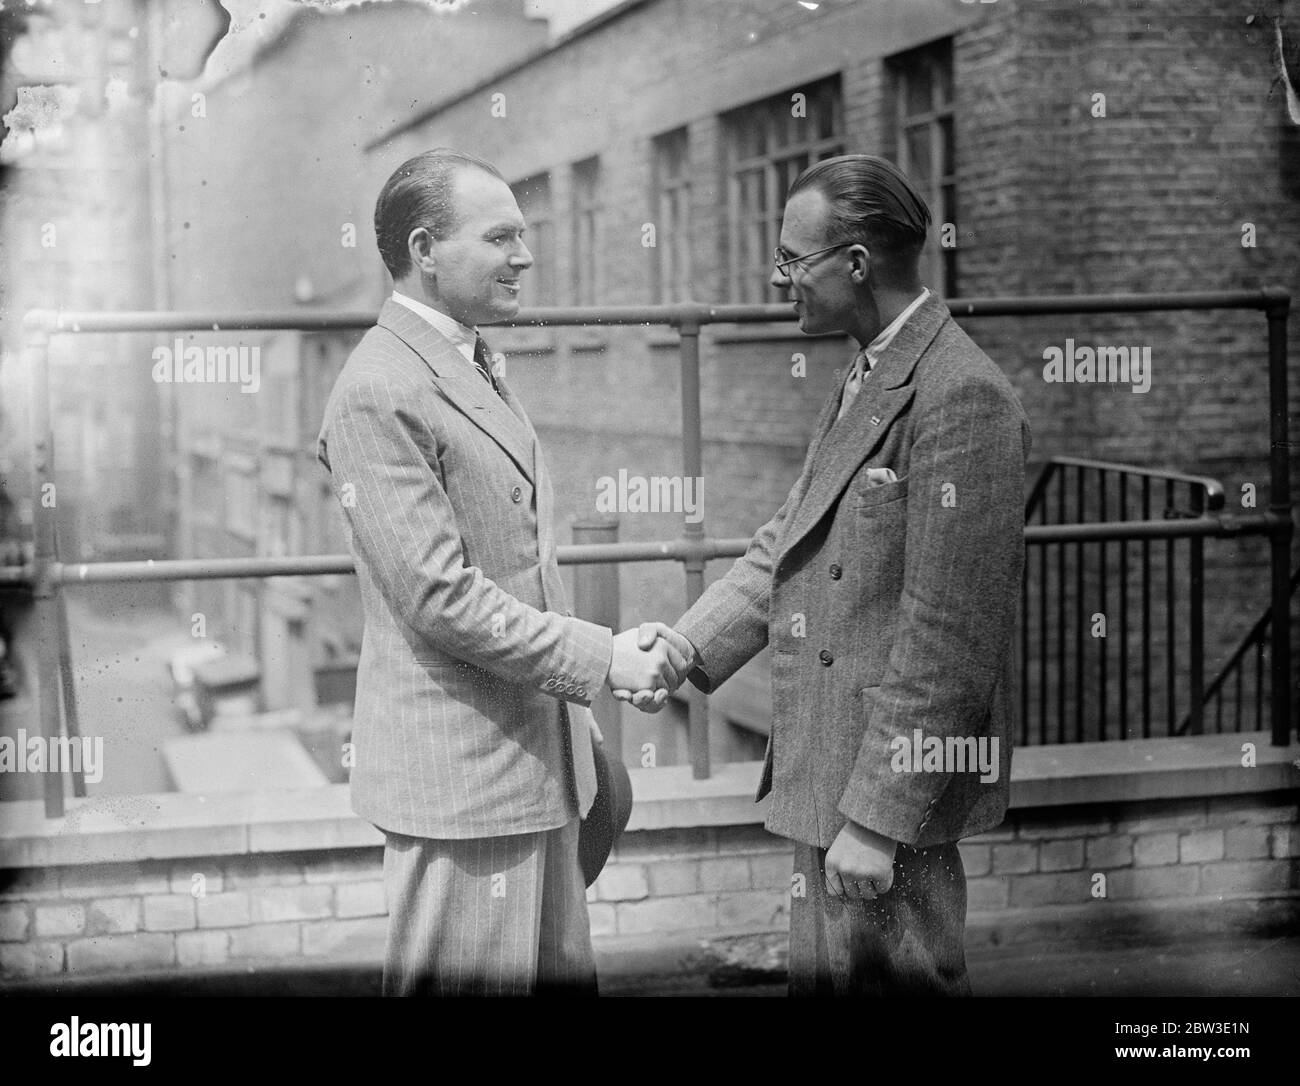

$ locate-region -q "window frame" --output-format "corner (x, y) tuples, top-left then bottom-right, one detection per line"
(651, 127), (692, 304)
(570, 157), (602, 306)
(889, 38), (957, 297)
(722, 76), (845, 305)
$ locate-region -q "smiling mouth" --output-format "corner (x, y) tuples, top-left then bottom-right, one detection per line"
(497, 279), (520, 293)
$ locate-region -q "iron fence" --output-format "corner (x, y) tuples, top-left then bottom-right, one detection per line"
(9, 289), (1293, 818)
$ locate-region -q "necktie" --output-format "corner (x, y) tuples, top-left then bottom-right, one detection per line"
(472, 335), (499, 394)
(837, 347), (872, 421)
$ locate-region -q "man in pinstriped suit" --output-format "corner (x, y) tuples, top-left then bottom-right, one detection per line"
(317, 149), (688, 996)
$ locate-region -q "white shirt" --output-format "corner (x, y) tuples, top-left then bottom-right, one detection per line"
(390, 290), (478, 367)
(838, 287), (931, 421)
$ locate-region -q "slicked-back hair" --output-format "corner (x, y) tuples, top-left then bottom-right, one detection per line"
(788, 154), (931, 274)
(374, 148), (505, 280)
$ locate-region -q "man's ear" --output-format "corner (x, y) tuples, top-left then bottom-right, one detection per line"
(407, 226), (437, 276)
(847, 243), (872, 284)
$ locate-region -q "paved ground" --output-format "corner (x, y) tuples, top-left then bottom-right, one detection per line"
(0, 590), (192, 802)
(595, 931), (1300, 997)
(3, 932), (1296, 997)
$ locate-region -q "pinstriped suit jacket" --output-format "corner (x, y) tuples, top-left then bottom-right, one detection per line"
(675, 295), (1032, 850)
(317, 300), (610, 840)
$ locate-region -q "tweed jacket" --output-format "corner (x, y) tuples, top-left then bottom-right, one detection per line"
(317, 299), (611, 840)
(675, 294), (1031, 849)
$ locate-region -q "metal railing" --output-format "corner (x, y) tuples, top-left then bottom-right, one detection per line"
(1022, 456), (1225, 744)
(1176, 566), (1300, 737)
(10, 289), (1293, 818)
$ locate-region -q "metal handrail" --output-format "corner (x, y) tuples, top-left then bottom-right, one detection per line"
(1025, 456), (1226, 519)
(1176, 566), (1300, 736)
(16, 289), (1293, 818)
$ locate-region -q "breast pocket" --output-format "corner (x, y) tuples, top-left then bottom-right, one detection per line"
(856, 476), (909, 512)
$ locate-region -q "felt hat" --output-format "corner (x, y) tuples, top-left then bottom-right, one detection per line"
(579, 743), (634, 887)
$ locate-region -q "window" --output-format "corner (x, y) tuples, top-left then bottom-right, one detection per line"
(570, 157), (601, 305)
(260, 494), (294, 558)
(652, 128), (692, 302)
(513, 172), (555, 306)
(723, 77), (844, 304)
(889, 39), (956, 296)
(224, 456), (257, 541)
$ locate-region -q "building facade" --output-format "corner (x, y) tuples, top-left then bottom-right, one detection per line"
(363, 0), (1300, 751)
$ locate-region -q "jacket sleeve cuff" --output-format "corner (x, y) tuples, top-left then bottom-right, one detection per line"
(538, 617), (612, 706)
(838, 776), (948, 848)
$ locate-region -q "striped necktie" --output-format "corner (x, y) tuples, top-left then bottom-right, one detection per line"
(472, 335), (500, 394)
(837, 347), (872, 421)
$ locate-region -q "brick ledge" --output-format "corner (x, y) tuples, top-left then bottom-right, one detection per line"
(0, 731), (1294, 869)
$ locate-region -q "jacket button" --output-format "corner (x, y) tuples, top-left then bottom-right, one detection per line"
(829, 563), (842, 580)
(818, 650), (833, 666)
(511, 486), (523, 503)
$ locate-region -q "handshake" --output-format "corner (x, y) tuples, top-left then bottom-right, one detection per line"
(603, 622), (696, 714)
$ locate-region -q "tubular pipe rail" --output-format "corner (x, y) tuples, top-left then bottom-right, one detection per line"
(15, 290), (1293, 819)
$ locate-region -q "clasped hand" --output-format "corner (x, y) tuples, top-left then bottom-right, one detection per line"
(604, 622), (694, 713)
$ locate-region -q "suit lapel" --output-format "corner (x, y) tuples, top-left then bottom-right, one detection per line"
(496, 370), (566, 610)
(777, 295), (950, 560)
(378, 300), (536, 483)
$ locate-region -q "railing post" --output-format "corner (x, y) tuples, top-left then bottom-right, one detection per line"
(1188, 485), (1205, 735)
(26, 328), (65, 818)
(1264, 290), (1293, 745)
(678, 312), (710, 779)
(571, 516), (623, 762)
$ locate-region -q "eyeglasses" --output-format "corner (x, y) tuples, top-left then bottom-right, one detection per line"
(772, 242), (853, 276)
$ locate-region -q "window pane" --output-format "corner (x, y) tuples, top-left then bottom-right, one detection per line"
(571, 157), (600, 304)
(906, 67), (931, 116)
(935, 46), (954, 106)
(905, 125), (932, 184)
(514, 172), (553, 305)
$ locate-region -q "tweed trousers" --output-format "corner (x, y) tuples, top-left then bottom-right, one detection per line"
(789, 840), (972, 996)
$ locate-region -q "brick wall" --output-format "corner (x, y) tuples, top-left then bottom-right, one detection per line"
(2, 790), (1296, 980)
(364, 0), (1299, 759)
(959, 790), (1298, 930)
(0, 849), (387, 978)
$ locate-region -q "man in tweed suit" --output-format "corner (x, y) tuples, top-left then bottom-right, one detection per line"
(623, 155), (1031, 995)
(318, 149), (685, 996)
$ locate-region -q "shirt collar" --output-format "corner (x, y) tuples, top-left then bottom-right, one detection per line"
(861, 287), (931, 368)
(390, 290), (478, 355)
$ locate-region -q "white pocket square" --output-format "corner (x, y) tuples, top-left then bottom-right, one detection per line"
(865, 467), (898, 487)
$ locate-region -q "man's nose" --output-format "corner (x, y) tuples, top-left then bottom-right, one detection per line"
(511, 240), (533, 269)
(770, 264), (791, 290)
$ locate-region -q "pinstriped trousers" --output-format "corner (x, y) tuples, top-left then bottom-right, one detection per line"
(380, 817), (596, 996)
